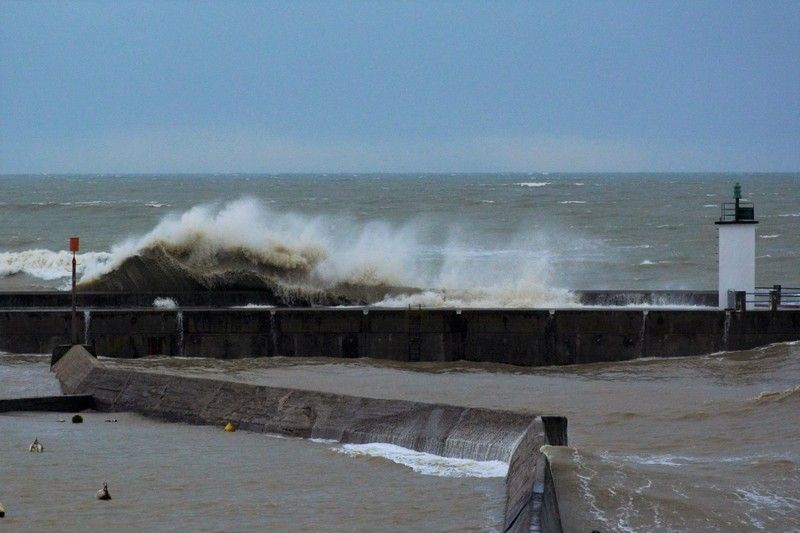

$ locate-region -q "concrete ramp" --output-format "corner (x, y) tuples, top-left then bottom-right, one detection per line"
(51, 346), (566, 531)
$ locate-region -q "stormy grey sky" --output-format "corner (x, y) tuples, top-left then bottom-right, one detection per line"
(1, 1), (799, 173)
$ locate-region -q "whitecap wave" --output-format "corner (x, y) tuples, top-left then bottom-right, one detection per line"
(336, 442), (508, 478)
(515, 182), (550, 187)
(0, 249), (113, 280)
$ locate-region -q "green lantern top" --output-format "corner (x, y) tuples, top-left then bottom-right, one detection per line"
(734, 182), (742, 200)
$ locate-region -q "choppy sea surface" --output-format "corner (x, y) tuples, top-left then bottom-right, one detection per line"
(1, 174), (798, 305)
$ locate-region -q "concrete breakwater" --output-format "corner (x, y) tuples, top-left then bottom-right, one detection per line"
(3, 307), (799, 365)
(52, 346), (567, 532)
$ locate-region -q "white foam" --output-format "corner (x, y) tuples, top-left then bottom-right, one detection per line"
(153, 297), (178, 309)
(515, 182), (550, 187)
(735, 488), (800, 511)
(374, 285), (576, 308)
(0, 249), (113, 280)
(336, 443), (508, 478)
(231, 303), (276, 309)
(759, 234), (780, 239)
(559, 200), (587, 204)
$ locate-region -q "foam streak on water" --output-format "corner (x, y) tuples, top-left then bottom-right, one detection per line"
(336, 442), (509, 478)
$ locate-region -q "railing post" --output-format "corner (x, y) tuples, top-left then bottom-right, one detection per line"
(773, 284), (782, 308)
(735, 291), (747, 312)
(769, 290), (779, 312)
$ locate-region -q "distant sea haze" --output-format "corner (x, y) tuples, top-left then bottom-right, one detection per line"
(0, 173), (798, 300)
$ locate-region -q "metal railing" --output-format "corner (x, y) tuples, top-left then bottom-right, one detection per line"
(732, 285), (800, 311)
(719, 201), (755, 222)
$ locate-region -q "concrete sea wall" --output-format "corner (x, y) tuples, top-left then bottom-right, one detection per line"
(52, 346), (566, 531)
(3, 308), (799, 365)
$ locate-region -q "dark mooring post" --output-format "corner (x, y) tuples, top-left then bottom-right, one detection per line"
(69, 236), (79, 345)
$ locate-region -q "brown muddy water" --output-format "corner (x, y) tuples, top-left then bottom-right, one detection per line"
(100, 342), (800, 532)
(3, 343), (800, 532)
(0, 356), (504, 532)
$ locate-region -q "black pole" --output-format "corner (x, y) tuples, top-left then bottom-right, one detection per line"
(71, 252), (77, 345)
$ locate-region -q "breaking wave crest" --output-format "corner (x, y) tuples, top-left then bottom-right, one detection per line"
(1, 198), (575, 307)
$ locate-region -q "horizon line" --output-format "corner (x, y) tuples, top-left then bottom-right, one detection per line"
(1, 171), (799, 177)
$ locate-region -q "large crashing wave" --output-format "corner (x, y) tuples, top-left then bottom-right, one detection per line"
(1, 198), (575, 307)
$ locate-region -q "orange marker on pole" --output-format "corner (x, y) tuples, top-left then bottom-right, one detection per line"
(69, 237), (79, 345)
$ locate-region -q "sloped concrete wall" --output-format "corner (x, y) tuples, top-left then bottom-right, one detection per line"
(51, 346), (564, 531)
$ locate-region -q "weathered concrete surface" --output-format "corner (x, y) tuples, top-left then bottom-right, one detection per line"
(50, 344), (96, 366)
(540, 457), (563, 533)
(505, 418), (547, 531)
(3, 308), (799, 365)
(52, 346), (565, 531)
(0, 394), (94, 413)
(514, 418), (568, 533)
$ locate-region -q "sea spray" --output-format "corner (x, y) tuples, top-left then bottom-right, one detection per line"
(83, 310), (91, 345)
(66, 198), (575, 307)
(639, 310), (648, 358)
(153, 297), (178, 309)
(722, 311), (731, 349)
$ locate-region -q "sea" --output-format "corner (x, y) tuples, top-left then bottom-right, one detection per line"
(0, 173), (798, 300)
(1, 173), (799, 531)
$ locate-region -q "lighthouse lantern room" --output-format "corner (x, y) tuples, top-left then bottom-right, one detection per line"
(715, 182), (758, 309)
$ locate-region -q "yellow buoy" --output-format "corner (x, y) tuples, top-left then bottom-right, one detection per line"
(224, 422), (236, 432)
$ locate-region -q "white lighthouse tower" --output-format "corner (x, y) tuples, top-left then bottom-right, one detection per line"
(716, 182), (758, 309)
